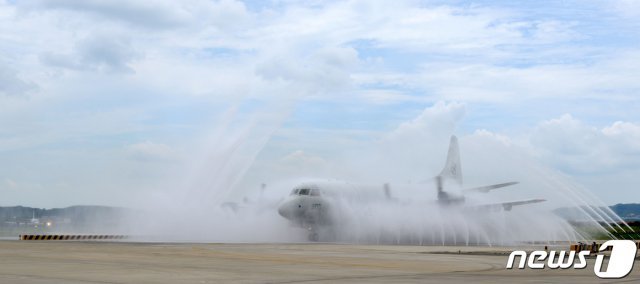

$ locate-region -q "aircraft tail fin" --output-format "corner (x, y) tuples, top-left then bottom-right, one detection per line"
(439, 135), (462, 185)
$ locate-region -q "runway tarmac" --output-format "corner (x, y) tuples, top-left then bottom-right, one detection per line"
(0, 241), (637, 283)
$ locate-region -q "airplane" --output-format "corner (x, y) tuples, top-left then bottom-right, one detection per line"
(276, 135), (546, 242)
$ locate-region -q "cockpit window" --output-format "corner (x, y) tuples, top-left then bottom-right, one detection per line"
(291, 187), (321, 196)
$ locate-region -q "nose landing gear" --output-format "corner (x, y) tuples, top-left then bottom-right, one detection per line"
(307, 227), (319, 242)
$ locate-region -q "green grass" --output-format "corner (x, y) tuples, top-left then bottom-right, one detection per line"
(608, 225), (640, 240)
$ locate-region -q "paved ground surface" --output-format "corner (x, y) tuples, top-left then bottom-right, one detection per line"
(0, 241), (638, 283)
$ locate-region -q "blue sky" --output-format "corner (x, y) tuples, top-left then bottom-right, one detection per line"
(1, 0), (639, 207)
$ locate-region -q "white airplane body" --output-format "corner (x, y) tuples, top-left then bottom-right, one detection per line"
(277, 136), (545, 241)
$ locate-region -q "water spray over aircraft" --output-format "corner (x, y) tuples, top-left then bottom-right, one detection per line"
(276, 136), (547, 243)
(132, 118), (625, 244)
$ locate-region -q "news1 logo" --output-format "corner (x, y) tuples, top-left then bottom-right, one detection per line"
(506, 240), (637, 279)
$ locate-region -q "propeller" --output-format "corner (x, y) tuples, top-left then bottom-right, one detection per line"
(436, 176), (447, 202)
(436, 175), (464, 205)
(383, 183), (392, 200)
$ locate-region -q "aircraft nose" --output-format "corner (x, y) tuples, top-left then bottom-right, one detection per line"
(277, 203), (289, 219)
(278, 199), (300, 220)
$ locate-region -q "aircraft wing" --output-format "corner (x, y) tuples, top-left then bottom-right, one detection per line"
(462, 181), (519, 194)
(468, 198), (546, 212)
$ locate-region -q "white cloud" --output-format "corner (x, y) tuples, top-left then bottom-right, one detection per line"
(529, 114), (640, 174)
(41, 34), (140, 73)
(610, 0), (640, 18)
(256, 46), (360, 95)
(0, 65), (37, 96)
(350, 101), (467, 183)
(399, 52), (640, 104)
(458, 115), (640, 204)
(356, 89), (427, 105)
(388, 101), (466, 140)
(22, 0), (194, 29)
(126, 141), (177, 162)
(602, 121), (640, 138)
(472, 129), (512, 146)
(251, 2), (571, 53)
